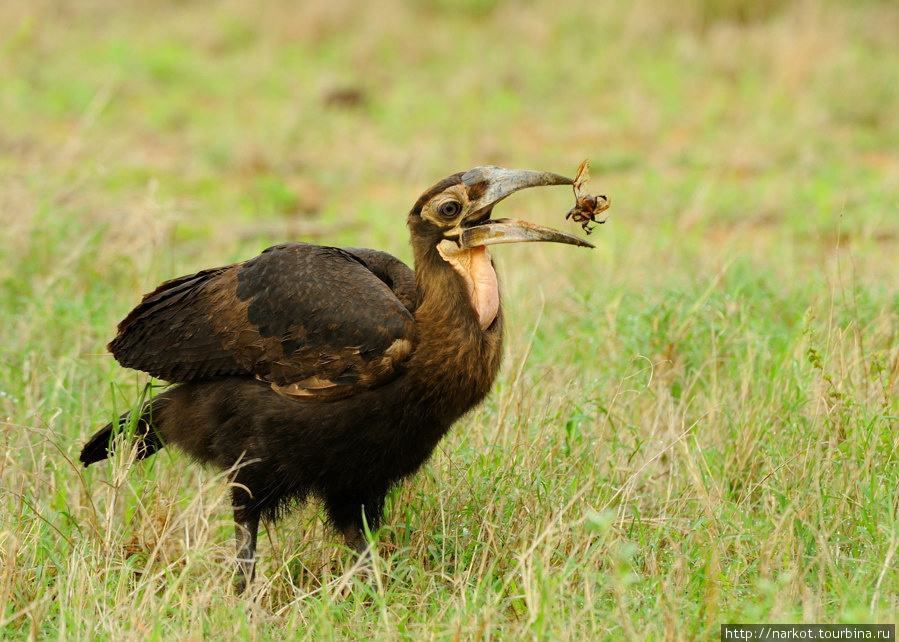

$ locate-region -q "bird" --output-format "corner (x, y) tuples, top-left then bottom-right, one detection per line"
(79, 165), (595, 592)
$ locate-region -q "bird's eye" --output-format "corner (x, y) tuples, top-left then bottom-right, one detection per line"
(437, 200), (462, 219)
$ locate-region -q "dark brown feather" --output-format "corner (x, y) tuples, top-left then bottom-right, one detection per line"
(108, 243), (417, 398)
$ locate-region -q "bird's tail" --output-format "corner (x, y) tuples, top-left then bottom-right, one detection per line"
(79, 395), (167, 467)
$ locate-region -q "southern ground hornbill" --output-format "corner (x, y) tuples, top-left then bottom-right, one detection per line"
(80, 165), (595, 592)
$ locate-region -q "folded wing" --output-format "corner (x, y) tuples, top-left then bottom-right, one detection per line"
(109, 243), (418, 400)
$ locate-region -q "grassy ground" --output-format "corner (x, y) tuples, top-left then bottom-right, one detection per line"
(1, 0), (897, 639)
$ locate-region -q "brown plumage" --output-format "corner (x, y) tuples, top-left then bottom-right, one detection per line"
(80, 166), (594, 592)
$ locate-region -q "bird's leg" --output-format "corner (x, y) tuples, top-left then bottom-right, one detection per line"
(325, 490), (386, 566)
(233, 501), (260, 595)
(340, 523), (372, 562)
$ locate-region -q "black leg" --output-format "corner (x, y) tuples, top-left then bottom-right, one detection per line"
(324, 490), (387, 556)
(232, 491), (260, 594)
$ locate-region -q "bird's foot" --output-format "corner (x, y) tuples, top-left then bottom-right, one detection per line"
(327, 540), (379, 598)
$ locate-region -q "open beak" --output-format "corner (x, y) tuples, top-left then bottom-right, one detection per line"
(457, 166), (595, 250)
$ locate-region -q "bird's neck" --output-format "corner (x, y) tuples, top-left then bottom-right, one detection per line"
(409, 245), (504, 413)
(436, 244), (499, 331)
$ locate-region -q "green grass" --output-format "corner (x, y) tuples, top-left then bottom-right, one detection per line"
(1, 0), (897, 639)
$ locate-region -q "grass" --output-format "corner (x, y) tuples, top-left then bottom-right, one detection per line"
(1, 0), (897, 639)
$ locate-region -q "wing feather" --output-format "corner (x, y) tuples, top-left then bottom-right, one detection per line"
(109, 243), (417, 398)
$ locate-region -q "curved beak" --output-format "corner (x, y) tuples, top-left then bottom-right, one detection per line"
(462, 166), (573, 210)
(458, 166), (595, 250)
(460, 218), (594, 249)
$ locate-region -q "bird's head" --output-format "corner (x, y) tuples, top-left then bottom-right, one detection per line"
(407, 166), (595, 330)
(407, 165), (595, 256)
